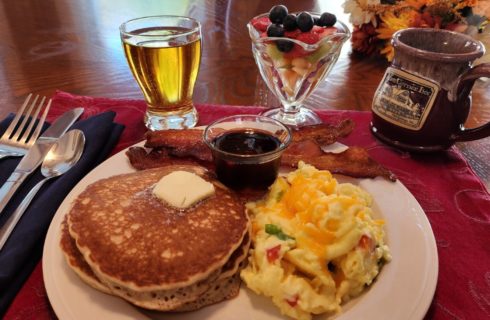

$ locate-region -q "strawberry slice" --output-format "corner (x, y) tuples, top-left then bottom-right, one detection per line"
(251, 16), (270, 32)
(319, 27), (338, 39)
(296, 32), (320, 45)
(284, 29), (301, 39)
(282, 31), (320, 58)
(312, 26), (325, 34)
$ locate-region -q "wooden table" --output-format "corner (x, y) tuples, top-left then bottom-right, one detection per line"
(0, 0), (488, 189)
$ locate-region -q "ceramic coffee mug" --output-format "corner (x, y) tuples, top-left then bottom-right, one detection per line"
(371, 28), (490, 152)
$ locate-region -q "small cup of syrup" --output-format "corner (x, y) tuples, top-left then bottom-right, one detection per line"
(203, 115), (291, 190)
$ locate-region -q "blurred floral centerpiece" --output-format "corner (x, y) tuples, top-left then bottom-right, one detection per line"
(343, 0), (490, 61)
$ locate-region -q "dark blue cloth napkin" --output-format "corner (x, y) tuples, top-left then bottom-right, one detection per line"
(0, 111), (125, 316)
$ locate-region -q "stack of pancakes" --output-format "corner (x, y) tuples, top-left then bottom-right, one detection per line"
(60, 165), (250, 311)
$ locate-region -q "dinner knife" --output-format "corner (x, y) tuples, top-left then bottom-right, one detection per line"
(0, 107), (84, 215)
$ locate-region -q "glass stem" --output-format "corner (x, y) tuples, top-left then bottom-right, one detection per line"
(282, 102), (301, 115)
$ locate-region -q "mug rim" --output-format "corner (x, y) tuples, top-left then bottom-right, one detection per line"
(392, 28), (484, 62)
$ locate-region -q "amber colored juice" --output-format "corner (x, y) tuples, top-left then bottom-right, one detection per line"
(123, 27), (201, 115)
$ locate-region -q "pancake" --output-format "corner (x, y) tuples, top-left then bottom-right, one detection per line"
(63, 165), (251, 311)
(61, 217), (251, 310)
(172, 271), (243, 312)
(100, 233), (251, 310)
(60, 219), (111, 294)
(173, 247), (250, 312)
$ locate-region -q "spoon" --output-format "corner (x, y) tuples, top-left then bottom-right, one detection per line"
(0, 129), (85, 250)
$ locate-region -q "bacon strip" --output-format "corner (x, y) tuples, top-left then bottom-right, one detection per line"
(127, 144), (395, 182)
(129, 119), (396, 181)
(282, 147), (396, 181)
(127, 147), (211, 171)
(144, 120), (354, 150)
(145, 129), (213, 162)
(145, 128), (203, 148)
(290, 119), (354, 144)
(143, 120), (355, 162)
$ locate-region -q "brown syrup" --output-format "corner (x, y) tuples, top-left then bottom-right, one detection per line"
(212, 129), (282, 190)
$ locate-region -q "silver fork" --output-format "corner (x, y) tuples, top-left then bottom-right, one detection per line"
(0, 94), (51, 160)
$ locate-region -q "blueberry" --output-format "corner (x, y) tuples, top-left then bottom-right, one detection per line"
(276, 40), (293, 52)
(269, 5), (288, 24)
(283, 14), (297, 31)
(267, 24), (284, 37)
(318, 12), (337, 27)
(296, 12), (314, 32)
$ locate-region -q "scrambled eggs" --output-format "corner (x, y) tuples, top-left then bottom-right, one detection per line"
(240, 162), (391, 320)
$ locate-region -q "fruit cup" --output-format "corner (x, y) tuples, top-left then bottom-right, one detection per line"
(248, 10), (350, 127)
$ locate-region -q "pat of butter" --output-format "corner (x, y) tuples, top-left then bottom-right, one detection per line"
(153, 171), (215, 209)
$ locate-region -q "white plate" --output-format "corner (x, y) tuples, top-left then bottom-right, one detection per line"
(43, 143), (438, 320)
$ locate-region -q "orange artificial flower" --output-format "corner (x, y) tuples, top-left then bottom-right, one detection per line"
(344, 0), (489, 61)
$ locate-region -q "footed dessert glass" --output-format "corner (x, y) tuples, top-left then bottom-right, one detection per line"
(247, 13), (350, 127)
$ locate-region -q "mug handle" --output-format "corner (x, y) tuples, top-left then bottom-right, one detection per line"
(453, 63), (490, 142)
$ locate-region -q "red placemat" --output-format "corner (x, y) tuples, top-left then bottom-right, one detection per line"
(4, 91), (490, 320)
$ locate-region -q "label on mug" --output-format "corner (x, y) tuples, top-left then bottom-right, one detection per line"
(372, 67), (440, 131)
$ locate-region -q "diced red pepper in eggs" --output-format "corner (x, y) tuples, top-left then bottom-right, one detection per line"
(266, 244), (281, 263)
(285, 294), (299, 307)
(358, 234), (376, 252)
